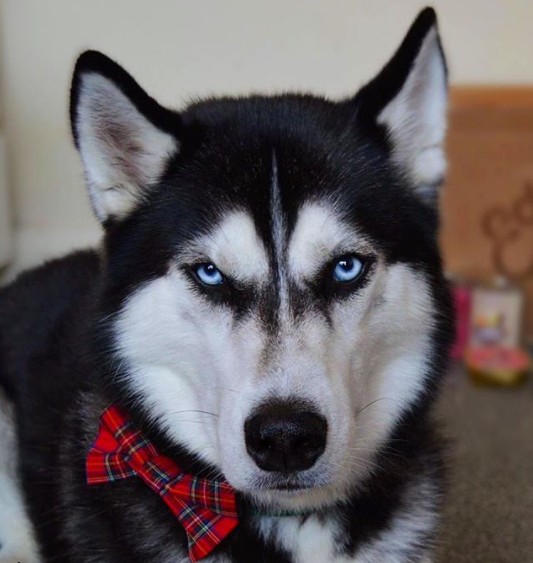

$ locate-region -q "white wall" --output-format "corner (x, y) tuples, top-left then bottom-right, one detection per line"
(1, 0), (532, 275)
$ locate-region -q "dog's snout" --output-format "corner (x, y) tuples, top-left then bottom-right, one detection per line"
(244, 401), (327, 472)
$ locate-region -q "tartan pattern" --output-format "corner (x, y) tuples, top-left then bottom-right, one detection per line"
(86, 405), (238, 562)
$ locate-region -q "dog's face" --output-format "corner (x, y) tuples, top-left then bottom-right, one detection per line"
(71, 9), (451, 510)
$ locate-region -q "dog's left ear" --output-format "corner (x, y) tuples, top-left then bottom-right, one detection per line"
(70, 51), (181, 223)
(353, 7), (448, 206)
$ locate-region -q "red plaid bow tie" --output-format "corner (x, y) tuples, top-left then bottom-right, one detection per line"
(86, 405), (239, 562)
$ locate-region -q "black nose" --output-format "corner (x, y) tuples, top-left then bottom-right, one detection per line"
(244, 401), (328, 472)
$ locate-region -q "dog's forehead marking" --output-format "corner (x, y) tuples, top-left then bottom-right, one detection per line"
(188, 211), (269, 282)
(270, 150), (289, 313)
(288, 201), (374, 282)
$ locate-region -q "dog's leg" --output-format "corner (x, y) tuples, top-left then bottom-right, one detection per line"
(0, 391), (41, 563)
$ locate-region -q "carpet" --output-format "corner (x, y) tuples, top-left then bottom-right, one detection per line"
(436, 367), (533, 562)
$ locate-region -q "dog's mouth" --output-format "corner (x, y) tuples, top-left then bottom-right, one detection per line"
(271, 482), (311, 492)
(253, 473), (322, 493)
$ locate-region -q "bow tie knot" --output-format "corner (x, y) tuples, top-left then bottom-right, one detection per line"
(87, 405), (238, 561)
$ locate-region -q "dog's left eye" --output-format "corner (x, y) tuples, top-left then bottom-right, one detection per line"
(332, 255), (364, 283)
(194, 263), (224, 286)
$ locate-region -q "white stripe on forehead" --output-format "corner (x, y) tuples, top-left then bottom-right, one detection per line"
(271, 150), (289, 312)
(183, 211), (269, 282)
(288, 201), (375, 282)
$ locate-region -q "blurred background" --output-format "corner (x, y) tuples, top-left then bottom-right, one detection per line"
(0, 1), (531, 561)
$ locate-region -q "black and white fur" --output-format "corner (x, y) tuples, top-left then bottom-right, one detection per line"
(0, 8), (453, 562)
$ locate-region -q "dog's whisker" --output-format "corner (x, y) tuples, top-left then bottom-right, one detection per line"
(168, 409), (219, 418)
(354, 397), (397, 416)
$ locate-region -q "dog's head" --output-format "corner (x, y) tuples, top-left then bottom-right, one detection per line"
(71, 8), (452, 510)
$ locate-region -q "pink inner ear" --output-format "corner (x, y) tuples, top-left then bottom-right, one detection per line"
(99, 118), (145, 185)
(75, 71), (178, 221)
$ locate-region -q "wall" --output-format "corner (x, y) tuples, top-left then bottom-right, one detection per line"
(1, 0), (533, 274)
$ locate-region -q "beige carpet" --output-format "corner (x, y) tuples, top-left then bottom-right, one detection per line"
(436, 367), (533, 562)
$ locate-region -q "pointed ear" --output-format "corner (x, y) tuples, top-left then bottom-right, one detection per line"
(70, 51), (181, 222)
(354, 8), (448, 206)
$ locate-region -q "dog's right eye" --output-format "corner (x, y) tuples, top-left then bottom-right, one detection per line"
(193, 263), (225, 286)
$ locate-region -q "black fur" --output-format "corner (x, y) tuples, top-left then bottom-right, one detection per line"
(0, 7), (453, 562)
(70, 50), (182, 147)
(353, 7), (446, 142)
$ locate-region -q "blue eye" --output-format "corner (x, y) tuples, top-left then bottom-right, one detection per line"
(333, 256), (364, 283)
(194, 263), (224, 286)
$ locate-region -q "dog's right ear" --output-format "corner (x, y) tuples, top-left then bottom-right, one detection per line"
(70, 51), (180, 223)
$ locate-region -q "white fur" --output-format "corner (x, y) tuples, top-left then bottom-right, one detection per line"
(288, 202), (375, 282)
(182, 211), (269, 283)
(353, 476), (439, 562)
(377, 27), (447, 200)
(76, 73), (178, 220)
(0, 392), (41, 563)
(258, 515), (349, 562)
(270, 151), (289, 312)
(114, 200), (436, 515)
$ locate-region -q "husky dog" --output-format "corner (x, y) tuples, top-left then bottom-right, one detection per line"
(0, 7), (453, 562)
